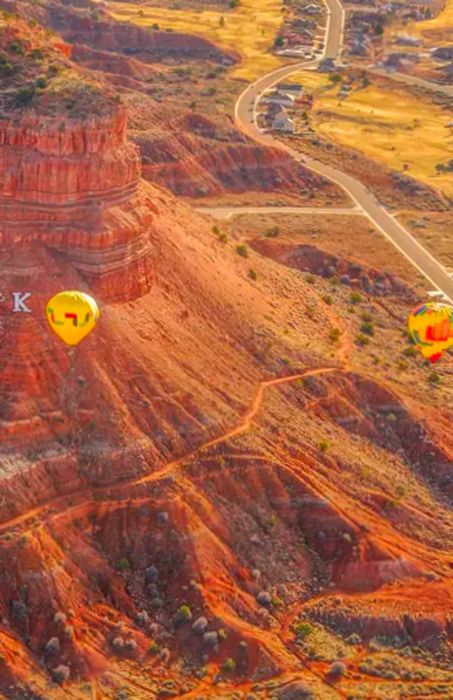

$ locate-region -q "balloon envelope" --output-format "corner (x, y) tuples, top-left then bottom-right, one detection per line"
(408, 302), (453, 363)
(46, 291), (100, 346)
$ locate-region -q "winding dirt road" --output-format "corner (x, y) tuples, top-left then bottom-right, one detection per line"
(233, 0), (453, 303)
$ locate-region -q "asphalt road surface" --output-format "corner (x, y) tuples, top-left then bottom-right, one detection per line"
(234, 0), (453, 302)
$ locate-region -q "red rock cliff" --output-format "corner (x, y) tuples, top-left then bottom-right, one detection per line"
(0, 105), (155, 302)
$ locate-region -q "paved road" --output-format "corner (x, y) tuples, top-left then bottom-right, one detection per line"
(196, 205), (361, 219)
(233, 0), (453, 302)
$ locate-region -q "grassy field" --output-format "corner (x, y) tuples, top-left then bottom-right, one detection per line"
(292, 74), (452, 197)
(395, 0), (453, 45)
(105, 0), (286, 81)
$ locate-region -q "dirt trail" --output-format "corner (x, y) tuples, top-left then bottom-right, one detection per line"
(0, 367), (339, 534)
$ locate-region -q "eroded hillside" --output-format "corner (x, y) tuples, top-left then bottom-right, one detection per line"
(0, 10), (452, 700)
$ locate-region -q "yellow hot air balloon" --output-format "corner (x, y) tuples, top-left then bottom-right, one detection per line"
(46, 291), (100, 346)
(408, 301), (453, 363)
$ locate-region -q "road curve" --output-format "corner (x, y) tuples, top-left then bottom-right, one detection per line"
(233, 0), (453, 302)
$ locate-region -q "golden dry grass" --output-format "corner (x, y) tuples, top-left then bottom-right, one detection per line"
(310, 82), (453, 196)
(389, 0), (453, 46)
(404, 0), (453, 45)
(104, 0), (286, 81)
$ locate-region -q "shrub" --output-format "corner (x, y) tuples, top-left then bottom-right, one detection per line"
(149, 641), (160, 654)
(323, 294), (333, 305)
(9, 41), (24, 55)
(319, 440), (330, 453)
(305, 274), (316, 284)
(30, 49), (43, 60)
(117, 558), (131, 572)
(349, 292), (362, 305)
(35, 77), (47, 89)
(248, 268), (257, 281)
(360, 321), (374, 336)
(355, 333), (369, 346)
(178, 604), (192, 621)
(222, 657), (236, 672)
(15, 85), (36, 105)
(47, 64), (61, 77)
(395, 484), (407, 500)
(293, 621), (314, 640)
(52, 665), (70, 684)
(264, 226), (279, 238)
(361, 311), (373, 322)
(45, 637), (60, 655)
(403, 345), (417, 357)
(0, 60), (14, 75)
(329, 327), (341, 342)
(236, 244), (248, 258)
(152, 23), (160, 30)
(212, 225), (220, 236)
(328, 661), (347, 680)
(428, 371), (441, 385)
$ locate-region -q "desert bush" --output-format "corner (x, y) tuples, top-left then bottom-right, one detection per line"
(15, 85), (35, 105)
(52, 665), (70, 684)
(355, 333), (369, 346)
(328, 661), (347, 680)
(222, 657), (236, 672)
(349, 292), (362, 305)
(293, 621), (314, 640)
(319, 440), (330, 453)
(360, 321), (374, 336)
(329, 328), (341, 342)
(264, 226), (279, 238)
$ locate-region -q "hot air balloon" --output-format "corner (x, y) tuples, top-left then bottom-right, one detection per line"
(408, 301), (453, 363)
(46, 291), (100, 346)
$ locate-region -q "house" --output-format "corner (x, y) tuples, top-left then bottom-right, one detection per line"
(263, 90), (297, 108)
(277, 83), (304, 96)
(266, 101), (284, 120)
(302, 3), (322, 14)
(383, 52), (420, 70)
(318, 58), (336, 72)
(276, 47), (311, 58)
(271, 108), (295, 133)
(432, 46), (453, 61)
(396, 34), (421, 46)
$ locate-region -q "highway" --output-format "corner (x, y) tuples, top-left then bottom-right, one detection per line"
(233, 0), (453, 303)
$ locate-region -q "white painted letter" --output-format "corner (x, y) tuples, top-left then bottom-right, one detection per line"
(12, 292), (32, 313)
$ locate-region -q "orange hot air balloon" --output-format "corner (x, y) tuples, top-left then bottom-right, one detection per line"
(46, 291), (100, 346)
(408, 302), (453, 363)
